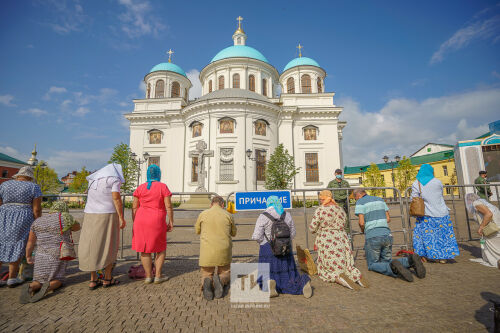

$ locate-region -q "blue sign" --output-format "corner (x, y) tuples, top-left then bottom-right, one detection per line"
(235, 190), (292, 211)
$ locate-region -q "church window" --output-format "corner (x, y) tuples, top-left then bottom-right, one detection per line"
(249, 75), (255, 92)
(305, 153), (319, 182)
(218, 76), (225, 90)
(219, 117), (235, 134)
(303, 125), (318, 141)
(255, 119), (267, 136)
(219, 148), (234, 181)
(208, 80), (213, 93)
(287, 77), (295, 93)
(147, 83), (151, 98)
(301, 74), (311, 93)
(191, 157), (198, 182)
(233, 74), (240, 88)
(171, 81), (180, 98)
(155, 80), (165, 98)
(262, 79), (267, 96)
(2, 170), (8, 178)
(256, 149), (266, 181)
(191, 121), (203, 138)
(149, 130), (162, 144)
(317, 77), (322, 93)
(148, 156), (160, 167)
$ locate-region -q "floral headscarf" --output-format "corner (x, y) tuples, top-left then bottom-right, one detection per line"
(266, 195), (284, 215)
(50, 201), (77, 232)
(147, 164), (161, 190)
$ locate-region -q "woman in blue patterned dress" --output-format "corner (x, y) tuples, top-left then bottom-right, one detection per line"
(0, 166), (42, 287)
(411, 164), (459, 263)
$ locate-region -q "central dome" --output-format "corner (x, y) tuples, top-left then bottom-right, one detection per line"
(211, 45), (269, 64)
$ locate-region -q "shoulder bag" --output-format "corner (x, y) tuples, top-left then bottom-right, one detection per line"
(59, 213), (77, 261)
(409, 181), (425, 217)
(475, 212), (500, 237)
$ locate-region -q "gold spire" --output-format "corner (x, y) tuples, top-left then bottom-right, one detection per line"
(297, 43), (303, 58)
(32, 144), (37, 155)
(235, 16), (244, 34)
(167, 49), (174, 63)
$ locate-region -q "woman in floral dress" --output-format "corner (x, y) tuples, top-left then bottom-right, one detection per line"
(309, 190), (368, 289)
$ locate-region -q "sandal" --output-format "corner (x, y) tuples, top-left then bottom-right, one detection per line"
(30, 283), (50, 303)
(102, 277), (120, 288)
(89, 279), (102, 290)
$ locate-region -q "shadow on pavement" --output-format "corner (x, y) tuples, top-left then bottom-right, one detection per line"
(475, 291), (500, 332)
(459, 243), (482, 258)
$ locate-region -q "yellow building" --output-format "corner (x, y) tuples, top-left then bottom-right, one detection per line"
(344, 148), (458, 197)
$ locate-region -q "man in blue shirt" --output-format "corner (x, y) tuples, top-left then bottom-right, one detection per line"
(354, 189), (426, 281)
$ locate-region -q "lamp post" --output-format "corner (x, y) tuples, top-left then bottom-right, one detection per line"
(246, 149), (257, 191)
(382, 155), (400, 190)
(131, 152), (150, 186)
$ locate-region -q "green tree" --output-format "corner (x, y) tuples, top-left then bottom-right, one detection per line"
(34, 161), (62, 194)
(265, 144), (300, 190)
(69, 167), (91, 193)
(362, 163), (385, 196)
(395, 156), (417, 196)
(108, 143), (138, 193)
(449, 167), (457, 186)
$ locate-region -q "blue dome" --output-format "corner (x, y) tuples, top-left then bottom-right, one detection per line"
(211, 45), (269, 64)
(149, 62), (187, 77)
(283, 57), (321, 72)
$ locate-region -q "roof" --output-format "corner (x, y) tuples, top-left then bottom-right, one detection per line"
(475, 132), (491, 139)
(344, 150), (454, 175)
(0, 152), (27, 165)
(283, 57), (321, 72)
(211, 45), (269, 64)
(410, 142), (454, 157)
(195, 88), (270, 103)
(149, 62), (187, 77)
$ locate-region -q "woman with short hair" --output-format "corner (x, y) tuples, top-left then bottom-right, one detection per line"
(0, 166), (42, 287)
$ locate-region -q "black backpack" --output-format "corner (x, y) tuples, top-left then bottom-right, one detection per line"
(262, 212), (291, 257)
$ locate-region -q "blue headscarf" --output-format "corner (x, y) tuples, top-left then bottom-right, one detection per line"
(146, 164), (161, 190)
(416, 164), (434, 186)
(266, 195), (284, 215)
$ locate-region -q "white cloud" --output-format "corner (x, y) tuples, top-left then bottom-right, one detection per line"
(492, 70), (500, 79)
(74, 107), (90, 116)
(41, 0), (87, 35)
(339, 87), (500, 166)
(117, 0), (167, 38)
(0, 94), (16, 106)
(138, 81), (146, 94)
(187, 69), (202, 99)
(0, 146), (27, 161)
(43, 86), (67, 100)
(430, 14), (500, 64)
(411, 79), (427, 87)
(46, 149), (112, 175)
(20, 108), (49, 116)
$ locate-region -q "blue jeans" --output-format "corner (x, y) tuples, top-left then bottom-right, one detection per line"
(364, 235), (409, 277)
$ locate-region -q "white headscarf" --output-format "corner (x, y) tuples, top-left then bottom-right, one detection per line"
(465, 192), (488, 218)
(86, 163), (125, 189)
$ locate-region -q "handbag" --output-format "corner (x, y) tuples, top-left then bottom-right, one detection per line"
(59, 213), (77, 261)
(475, 212), (500, 237)
(409, 181), (425, 217)
(296, 245), (317, 275)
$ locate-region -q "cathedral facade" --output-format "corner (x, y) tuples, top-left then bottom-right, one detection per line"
(125, 19), (345, 196)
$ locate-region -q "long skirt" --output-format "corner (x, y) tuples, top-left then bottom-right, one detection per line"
(78, 213), (119, 271)
(483, 230), (500, 267)
(33, 252), (68, 284)
(0, 205), (34, 262)
(413, 215), (460, 260)
(258, 242), (310, 295)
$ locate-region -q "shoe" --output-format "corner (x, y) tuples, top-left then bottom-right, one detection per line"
(222, 283), (230, 297)
(390, 261), (414, 282)
(439, 260), (447, 264)
(213, 275), (223, 299)
(0, 280), (6, 287)
(19, 284), (32, 304)
(30, 283), (50, 303)
(268, 279), (278, 298)
(338, 273), (361, 290)
(7, 278), (23, 288)
(154, 276), (169, 284)
(358, 275), (369, 288)
(408, 253), (426, 279)
(202, 278), (214, 301)
(302, 281), (313, 298)
(144, 277), (153, 284)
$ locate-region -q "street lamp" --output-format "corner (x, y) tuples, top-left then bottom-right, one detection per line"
(382, 155), (400, 189)
(131, 152), (150, 186)
(246, 149), (257, 190)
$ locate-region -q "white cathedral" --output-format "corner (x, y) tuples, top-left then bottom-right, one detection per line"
(125, 18), (346, 196)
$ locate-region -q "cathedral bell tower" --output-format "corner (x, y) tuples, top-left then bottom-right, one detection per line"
(232, 16), (247, 46)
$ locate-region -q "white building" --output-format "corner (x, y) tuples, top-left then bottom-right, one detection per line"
(411, 143), (454, 157)
(125, 19), (346, 196)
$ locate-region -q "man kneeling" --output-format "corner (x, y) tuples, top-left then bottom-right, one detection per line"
(195, 196), (237, 300)
(353, 189), (426, 282)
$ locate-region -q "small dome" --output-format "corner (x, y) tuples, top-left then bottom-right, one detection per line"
(211, 45), (269, 64)
(283, 57), (321, 72)
(149, 62), (187, 77)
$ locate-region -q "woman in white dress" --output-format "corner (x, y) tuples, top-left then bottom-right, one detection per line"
(465, 193), (500, 268)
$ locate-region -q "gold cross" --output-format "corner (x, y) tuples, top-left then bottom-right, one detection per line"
(236, 16), (243, 29)
(297, 43), (303, 58)
(167, 49), (174, 63)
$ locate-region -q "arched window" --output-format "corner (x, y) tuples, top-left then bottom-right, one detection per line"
(218, 76), (225, 90)
(171, 81), (180, 98)
(249, 75), (255, 92)
(155, 80), (165, 98)
(208, 80), (212, 93)
(219, 117), (235, 134)
(301, 74), (311, 93)
(303, 125), (318, 140)
(148, 129), (162, 144)
(233, 73), (240, 88)
(287, 77), (295, 94)
(317, 77), (322, 93)
(262, 79), (267, 96)
(147, 83), (151, 98)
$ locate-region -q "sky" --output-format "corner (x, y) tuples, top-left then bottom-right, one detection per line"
(0, 0), (499, 176)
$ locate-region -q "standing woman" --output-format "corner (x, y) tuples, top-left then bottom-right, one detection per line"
(0, 166), (42, 287)
(132, 164), (174, 284)
(78, 163), (126, 289)
(411, 164), (459, 263)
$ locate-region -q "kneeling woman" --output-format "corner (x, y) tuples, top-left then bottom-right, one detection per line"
(251, 196), (312, 298)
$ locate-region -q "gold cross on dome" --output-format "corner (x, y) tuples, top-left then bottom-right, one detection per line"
(236, 16), (243, 29)
(297, 43), (303, 58)
(167, 49), (174, 63)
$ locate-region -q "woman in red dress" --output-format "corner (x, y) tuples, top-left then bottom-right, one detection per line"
(132, 164), (174, 284)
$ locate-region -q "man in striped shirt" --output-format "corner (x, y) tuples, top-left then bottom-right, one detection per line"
(354, 189), (426, 281)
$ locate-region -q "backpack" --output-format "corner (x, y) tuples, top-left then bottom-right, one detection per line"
(262, 211), (291, 257)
